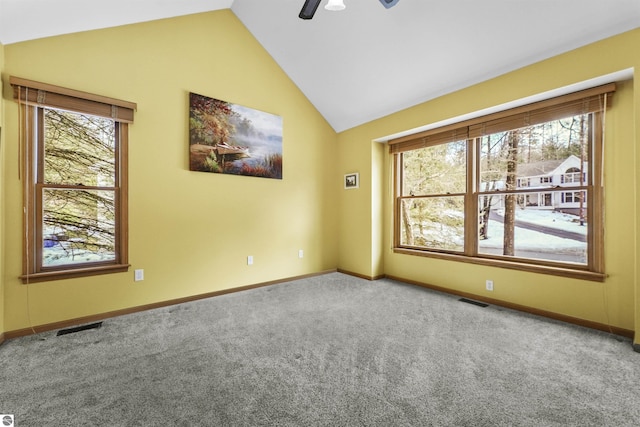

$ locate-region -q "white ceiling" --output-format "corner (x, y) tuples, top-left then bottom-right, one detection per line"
(1, 0), (639, 132)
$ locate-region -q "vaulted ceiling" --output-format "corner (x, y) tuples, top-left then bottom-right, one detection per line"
(1, 0), (639, 132)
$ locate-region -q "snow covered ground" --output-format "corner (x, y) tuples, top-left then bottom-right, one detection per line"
(480, 209), (586, 250)
(43, 241), (114, 266)
(494, 208), (587, 234)
(42, 209), (586, 267)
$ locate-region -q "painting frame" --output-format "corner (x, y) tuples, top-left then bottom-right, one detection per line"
(344, 172), (359, 189)
(188, 92), (283, 179)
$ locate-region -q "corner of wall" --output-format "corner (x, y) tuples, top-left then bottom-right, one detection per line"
(342, 29), (640, 338)
(634, 71), (640, 349)
(0, 40), (6, 339)
(371, 140), (385, 278)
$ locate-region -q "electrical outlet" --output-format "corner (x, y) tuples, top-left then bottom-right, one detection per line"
(134, 269), (144, 281)
(298, 249), (304, 258)
(486, 279), (494, 291)
(247, 256), (253, 265)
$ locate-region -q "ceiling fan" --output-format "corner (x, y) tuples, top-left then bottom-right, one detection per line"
(299, 0), (400, 20)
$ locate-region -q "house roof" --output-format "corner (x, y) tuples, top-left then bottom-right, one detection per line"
(1, 0), (639, 132)
(518, 155), (587, 178)
(518, 159), (566, 178)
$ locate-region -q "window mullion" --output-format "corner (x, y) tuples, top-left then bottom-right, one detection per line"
(36, 108), (45, 185)
(35, 183), (45, 270)
(34, 108), (46, 271)
(116, 122), (128, 265)
(23, 105), (39, 277)
(393, 153), (402, 248)
(42, 184), (117, 191)
(590, 112), (604, 272)
(466, 138), (478, 256)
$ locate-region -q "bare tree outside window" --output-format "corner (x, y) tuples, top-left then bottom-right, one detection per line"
(392, 82), (612, 281)
(477, 116), (590, 264)
(400, 140), (466, 251)
(11, 76), (135, 283)
(42, 109), (118, 266)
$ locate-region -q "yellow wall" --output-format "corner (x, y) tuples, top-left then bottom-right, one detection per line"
(337, 129), (383, 278)
(1, 11), (639, 345)
(2, 11), (338, 332)
(338, 29), (640, 343)
(0, 41), (5, 336)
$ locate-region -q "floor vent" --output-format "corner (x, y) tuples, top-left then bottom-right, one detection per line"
(56, 322), (103, 337)
(459, 298), (489, 308)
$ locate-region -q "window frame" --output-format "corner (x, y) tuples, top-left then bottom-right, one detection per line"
(390, 84), (613, 282)
(11, 77), (136, 283)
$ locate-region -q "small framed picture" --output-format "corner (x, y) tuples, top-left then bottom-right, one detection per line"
(344, 172), (359, 189)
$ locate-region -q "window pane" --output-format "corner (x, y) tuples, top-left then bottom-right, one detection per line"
(44, 109), (116, 187)
(478, 193), (587, 265)
(479, 115), (590, 192)
(42, 189), (116, 266)
(400, 197), (464, 252)
(402, 140), (466, 196)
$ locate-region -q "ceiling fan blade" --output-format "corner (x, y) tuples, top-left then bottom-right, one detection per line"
(299, 0), (322, 19)
(379, 0), (400, 8)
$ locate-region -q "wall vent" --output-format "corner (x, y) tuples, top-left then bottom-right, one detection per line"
(56, 322), (103, 336)
(459, 298), (489, 308)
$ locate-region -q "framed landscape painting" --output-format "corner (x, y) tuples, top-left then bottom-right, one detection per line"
(189, 92), (283, 179)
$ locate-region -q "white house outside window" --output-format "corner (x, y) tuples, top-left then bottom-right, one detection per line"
(390, 84), (614, 281)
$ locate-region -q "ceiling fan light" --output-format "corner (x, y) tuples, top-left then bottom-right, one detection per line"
(379, 0), (400, 9)
(325, 0), (346, 11)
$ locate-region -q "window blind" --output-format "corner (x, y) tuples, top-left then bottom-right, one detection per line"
(10, 76), (136, 123)
(389, 83), (615, 153)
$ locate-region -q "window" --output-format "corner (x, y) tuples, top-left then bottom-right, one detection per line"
(11, 77), (136, 283)
(391, 84), (614, 281)
(562, 191), (586, 204)
(517, 178), (530, 187)
(562, 170), (586, 184)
